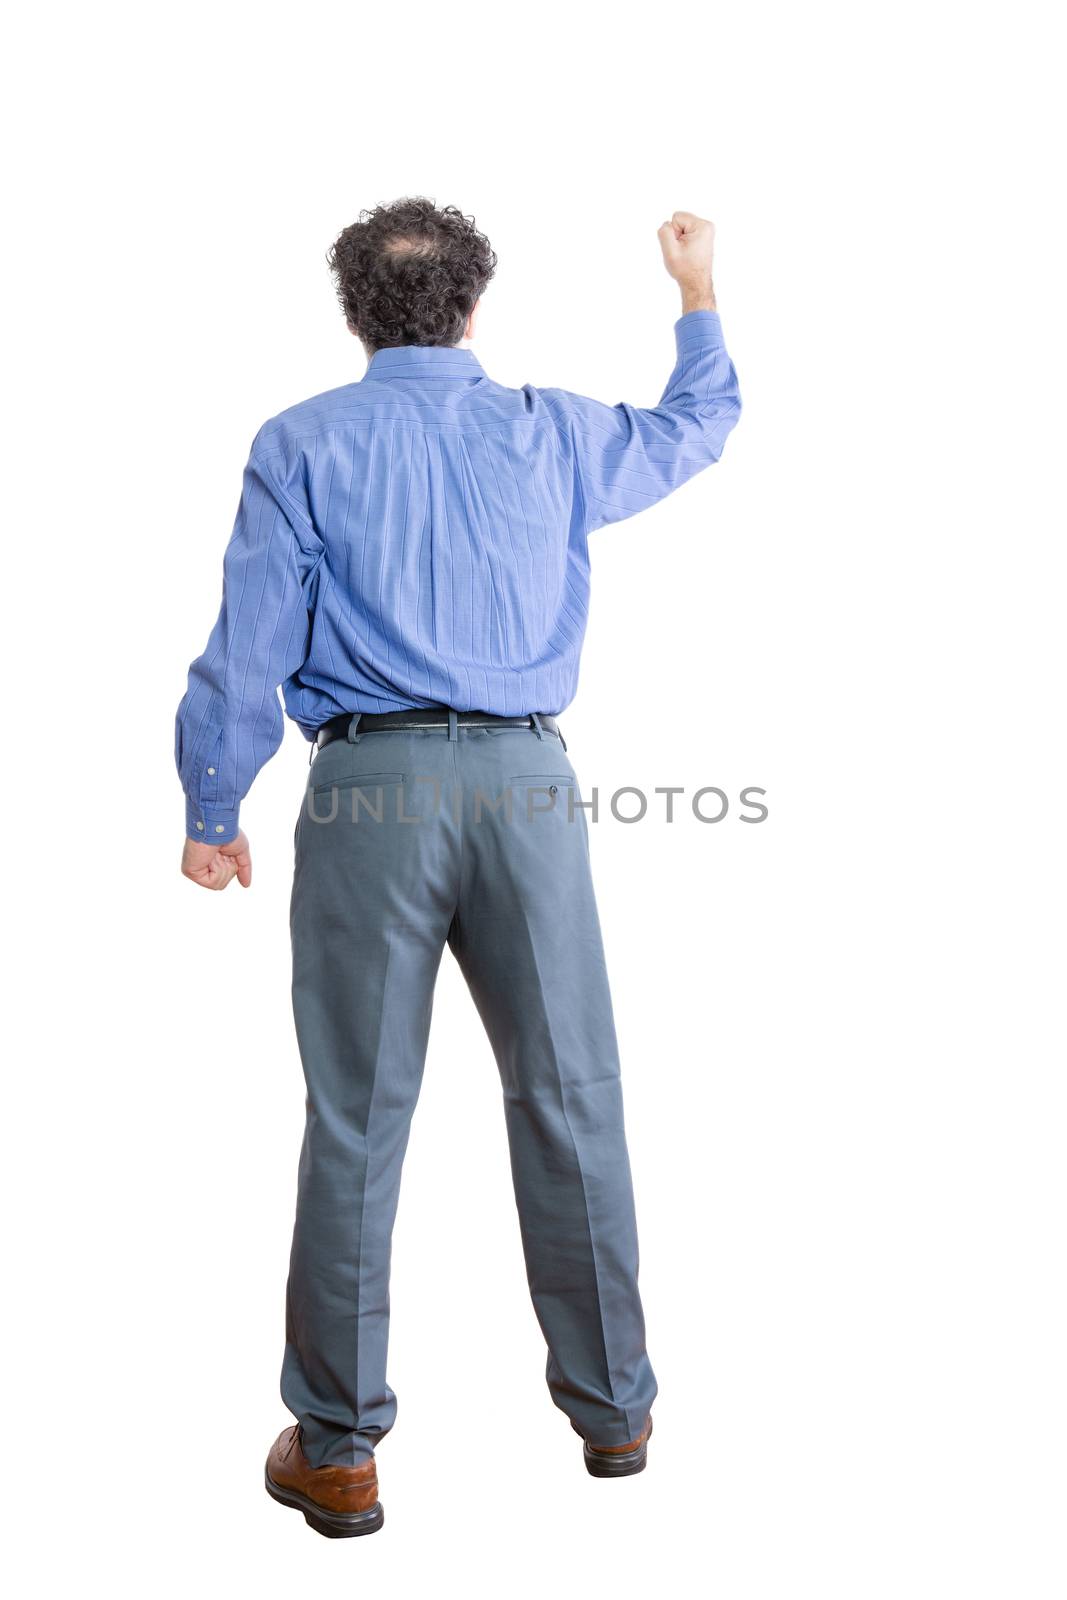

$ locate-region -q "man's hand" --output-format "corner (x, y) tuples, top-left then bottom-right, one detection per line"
(657, 211), (717, 313)
(181, 830), (253, 891)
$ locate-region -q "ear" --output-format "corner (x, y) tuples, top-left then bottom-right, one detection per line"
(464, 298), (482, 340)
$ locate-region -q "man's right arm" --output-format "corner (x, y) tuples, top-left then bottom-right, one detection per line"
(543, 212), (742, 534)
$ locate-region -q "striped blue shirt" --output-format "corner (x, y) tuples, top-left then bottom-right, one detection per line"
(176, 308), (741, 842)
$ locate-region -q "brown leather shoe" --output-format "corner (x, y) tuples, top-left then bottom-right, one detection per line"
(572, 1413), (653, 1477)
(264, 1425), (384, 1537)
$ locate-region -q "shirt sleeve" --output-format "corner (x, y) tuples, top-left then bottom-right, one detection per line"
(543, 309), (742, 533)
(174, 442), (323, 844)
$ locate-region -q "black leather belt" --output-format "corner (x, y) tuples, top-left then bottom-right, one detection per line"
(315, 708), (560, 750)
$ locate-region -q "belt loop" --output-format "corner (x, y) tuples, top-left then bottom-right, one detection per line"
(558, 725), (568, 752)
(530, 711), (544, 741)
(448, 709), (459, 742)
(347, 712), (363, 745)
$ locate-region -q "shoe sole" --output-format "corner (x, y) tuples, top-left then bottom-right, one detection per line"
(264, 1466), (385, 1537)
(574, 1414), (654, 1477)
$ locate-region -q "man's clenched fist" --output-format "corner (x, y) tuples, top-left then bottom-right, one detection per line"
(181, 830), (253, 891)
(657, 211), (717, 311)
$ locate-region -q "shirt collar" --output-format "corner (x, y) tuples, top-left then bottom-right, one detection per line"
(365, 343), (486, 379)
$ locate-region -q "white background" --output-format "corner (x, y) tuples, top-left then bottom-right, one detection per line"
(5, 2), (1064, 1595)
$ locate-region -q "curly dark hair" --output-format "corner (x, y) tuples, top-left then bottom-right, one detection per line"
(327, 196), (497, 351)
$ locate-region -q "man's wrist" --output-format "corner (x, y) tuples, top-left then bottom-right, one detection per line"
(185, 794), (241, 845)
(679, 280), (717, 314)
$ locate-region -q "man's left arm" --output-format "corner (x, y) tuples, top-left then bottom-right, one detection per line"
(176, 442), (322, 890)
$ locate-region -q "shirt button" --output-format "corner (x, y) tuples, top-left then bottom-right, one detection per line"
(195, 821), (204, 831)
(206, 767), (216, 776)
(214, 824), (225, 833)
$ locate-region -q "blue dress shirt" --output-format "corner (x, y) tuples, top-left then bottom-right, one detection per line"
(175, 308), (741, 842)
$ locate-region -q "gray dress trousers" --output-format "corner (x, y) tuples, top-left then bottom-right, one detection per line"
(281, 716), (658, 1466)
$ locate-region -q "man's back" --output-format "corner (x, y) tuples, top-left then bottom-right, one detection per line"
(176, 307), (739, 843)
(250, 344), (587, 727)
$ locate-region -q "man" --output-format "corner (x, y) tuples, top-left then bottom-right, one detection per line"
(176, 197), (741, 1537)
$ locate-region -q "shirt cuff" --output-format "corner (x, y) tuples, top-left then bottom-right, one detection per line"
(186, 796), (241, 845)
(674, 308), (724, 353)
